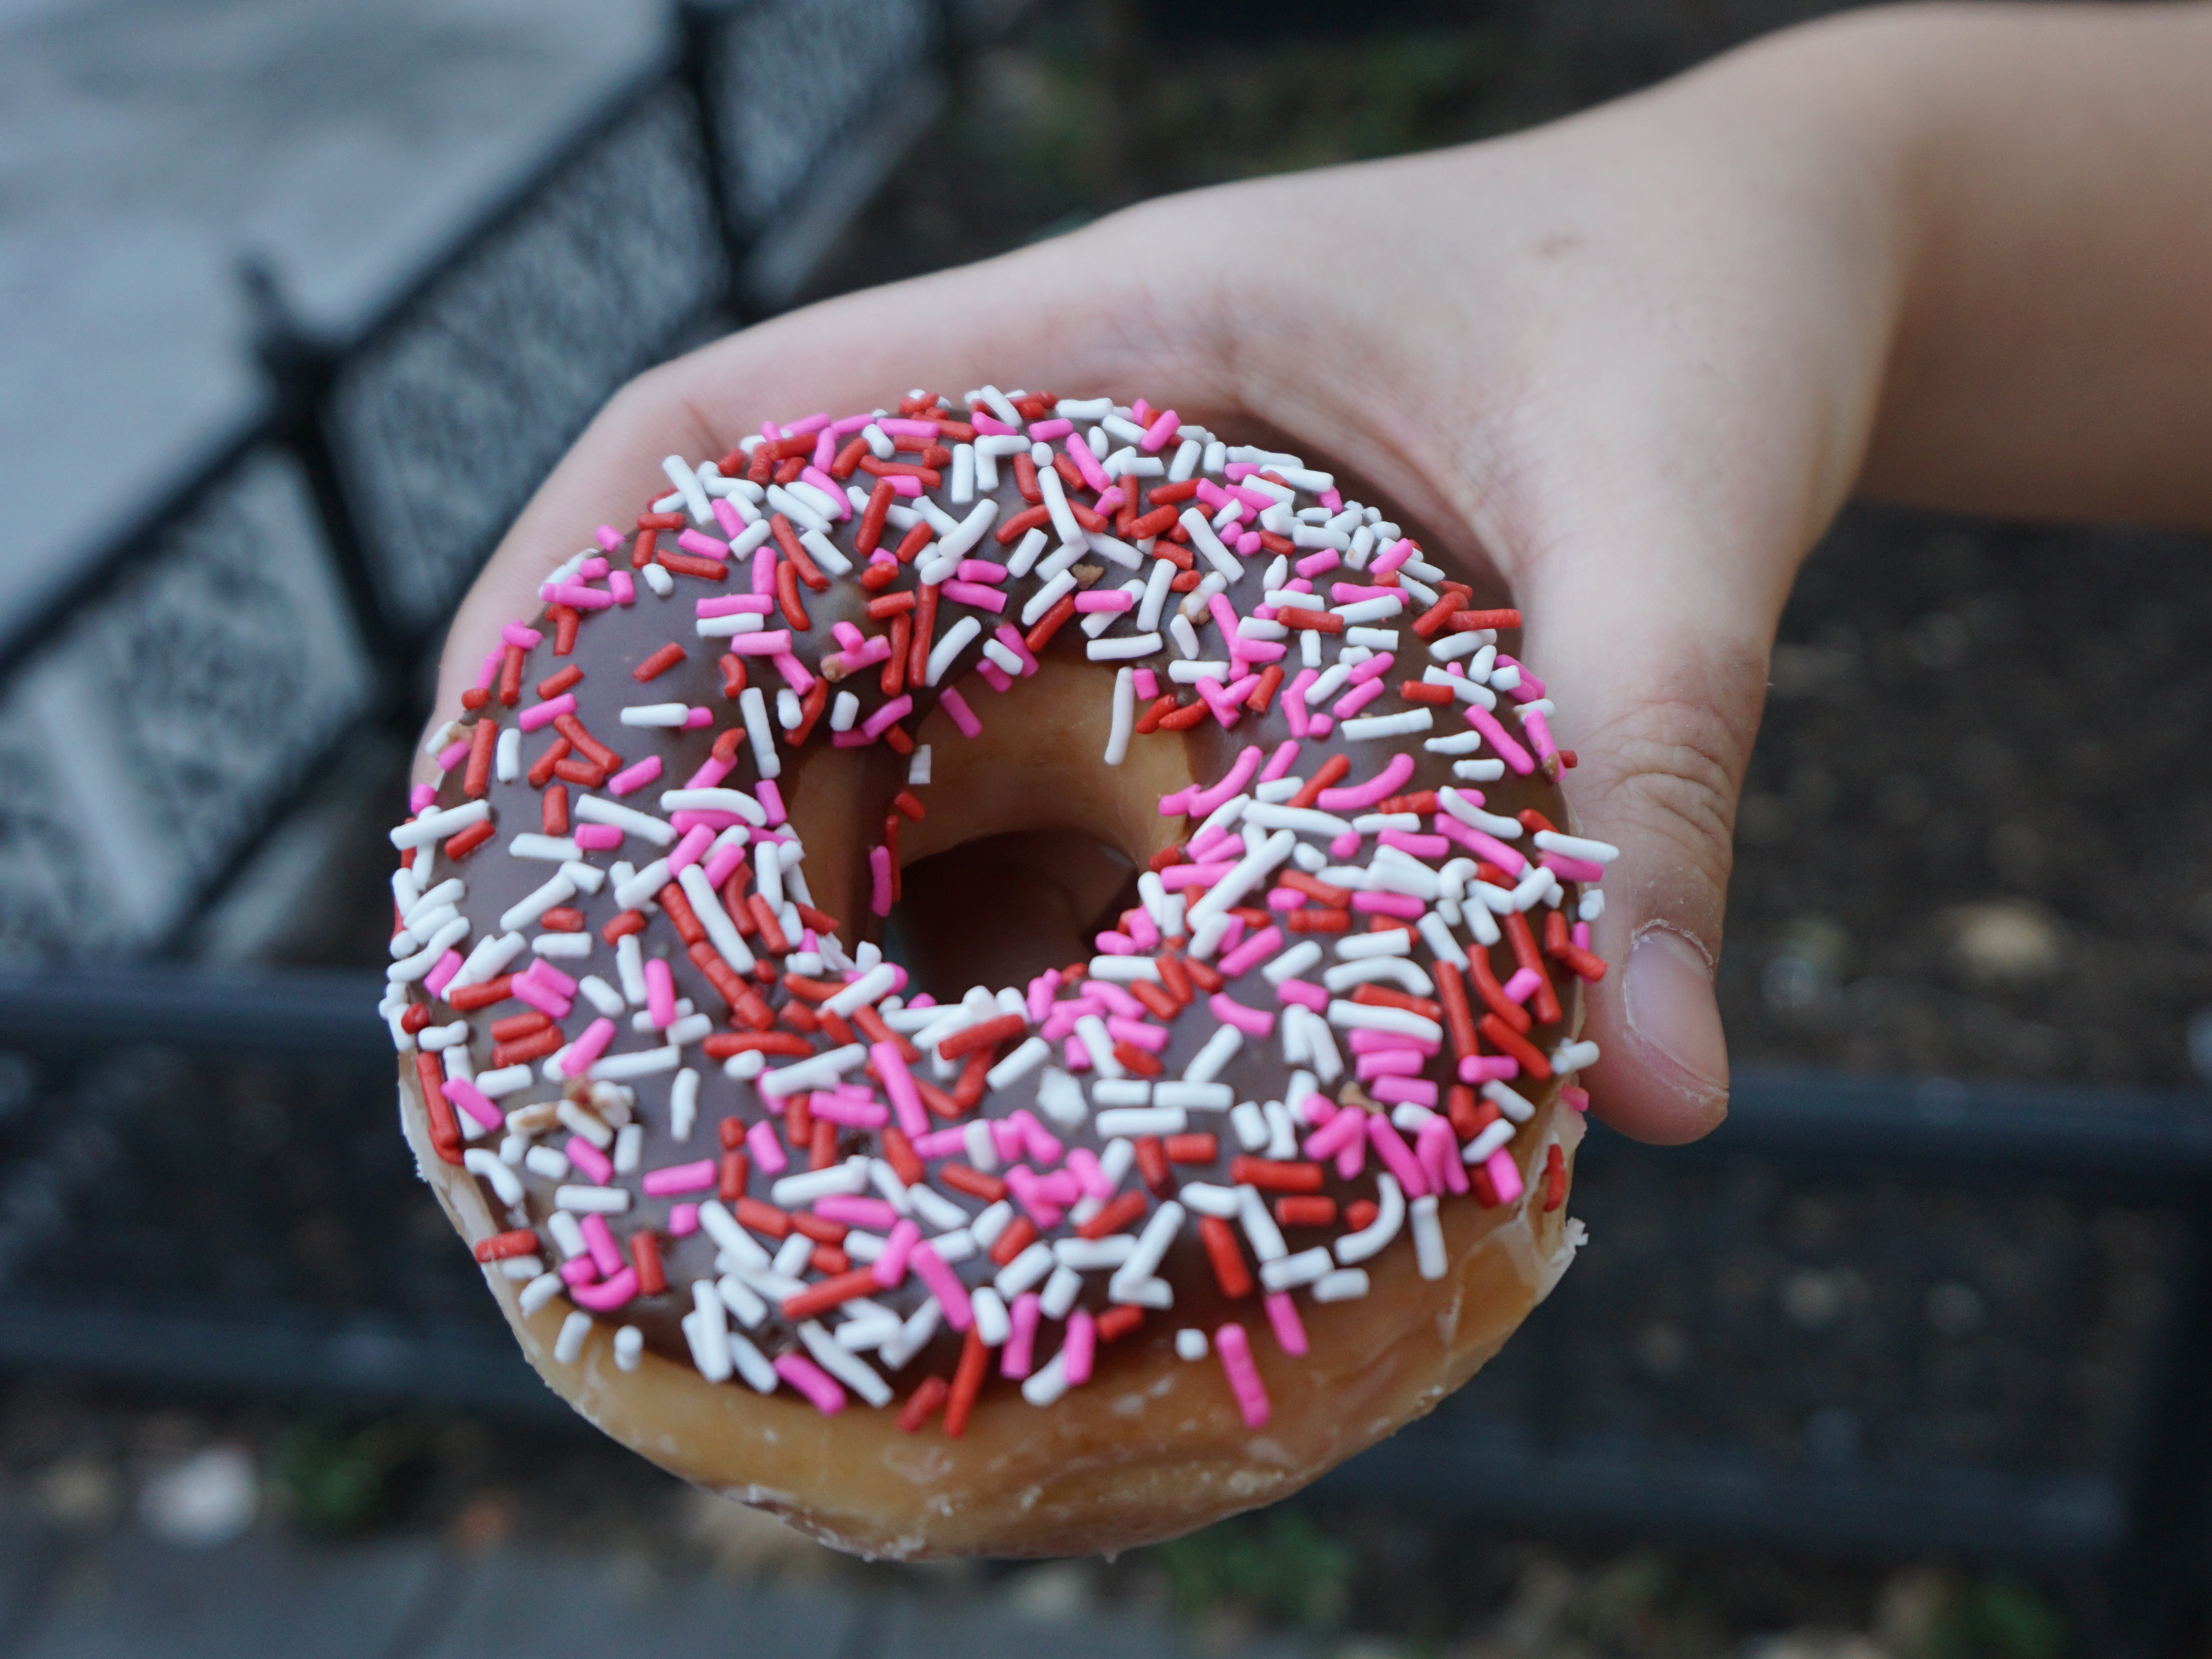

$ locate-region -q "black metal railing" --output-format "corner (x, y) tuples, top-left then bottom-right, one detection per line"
(0, 0), (956, 965)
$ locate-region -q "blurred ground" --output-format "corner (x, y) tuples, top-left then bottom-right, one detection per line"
(0, 1381), (2074, 1659)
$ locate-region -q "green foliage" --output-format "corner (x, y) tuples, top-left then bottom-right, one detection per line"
(1146, 1505), (1356, 1630)
(1922, 1577), (2067, 1659)
(270, 1417), (431, 1536)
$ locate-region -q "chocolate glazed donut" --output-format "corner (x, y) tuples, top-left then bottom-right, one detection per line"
(383, 388), (1612, 1559)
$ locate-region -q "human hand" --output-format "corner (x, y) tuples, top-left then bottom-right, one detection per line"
(436, 20), (1919, 1144)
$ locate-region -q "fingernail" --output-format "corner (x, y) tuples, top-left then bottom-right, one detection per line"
(1624, 926), (1731, 1100)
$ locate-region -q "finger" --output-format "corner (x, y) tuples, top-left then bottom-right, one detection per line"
(1518, 508), (1786, 1145)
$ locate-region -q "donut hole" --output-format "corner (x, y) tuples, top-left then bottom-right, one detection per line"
(883, 830), (1141, 996)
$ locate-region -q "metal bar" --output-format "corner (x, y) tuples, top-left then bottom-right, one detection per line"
(1322, 1417), (2124, 1564)
(0, 1301), (569, 1424)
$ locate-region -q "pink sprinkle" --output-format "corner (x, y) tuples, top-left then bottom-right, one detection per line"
(1215, 1322), (1270, 1427)
(1380, 828), (1450, 859)
(911, 1127), (966, 1158)
(781, 412), (832, 438)
(872, 1218), (920, 1288)
(745, 1118), (788, 1175)
(677, 528), (729, 561)
(607, 755), (662, 797)
(756, 782), (785, 826)
(698, 594), (775, 617)
(642, 1159), (716, 1197)
(684, 753), (734, 790)
(910, 1242), (972, 1330)
(1257, 741), (1300, 784)
(1209, 992), (1274, 1038)
(424, 950), (464, 998)
(774, 1353), (846, 1415)
(1503, 967), (1545, 1005)
(579, 1212), (623, 1276)
(519, 694), (574, 733)
(1106, 1016), (1167, 1053)
(667, 823), (714, 876)
(1486, 1148), (1525, 1205)
(560, 1015), (615, 1074)
(1357, 1050), (1427, 1080)
(508, 976), (571, 1020)
(1073, 590), (1133, 613)
(862, 694), (914, 740)
(1065, 437), (1109, 492)
(1002, 1293), (1042, 1379)
(608, 570), (636, 605)
(1370, 538), (1414, 577)
(1366, 1113), (1430, 1198)
(872, 1040), (924, 1141)
(595, 525), (624, 552)
(644, 957), (677, 1028)
(751, 547), (775, 594)
(1543, 851), (1606, 884)
(441, 1077), (502, 1131)
(799, 467), (850, 516)
(1496, 655), (1546, 699)
(863, 844), (891, 918)
(570, 1266), (638, 1312)
(1562, 1085), (1591, 1113)
(1062, 1308), (1097, 1385)
(573, 824), (622, 853)
(560, 1256), (597, 1287)
(1460, 1055), (1521, 1083)
(1218, 927), (1284, 978)
(881, 474), (922, 498)
(1437, 818), (1528, 872)
(1373, 1074), (1440, 1109)
(1138, 409), (1181, 453)
(1028, 417), (1073, 441)
(1283, 670), (1316, 738)
(436, 738), (468, 772)
(1184, 744), (1265, 818)
(815, 1194), (897, 1229)
(1347, 652), (1396, 685)
(501, 623), (543, 650)
(525, 959), (578, 997)
(1303, 1108), (1366, 1161)
(566, 1136), (613, 1185)
(547, 582), (613, 610)
(1294, 548), (1340, 578)
(938, 687), (981, 739)
(993, 624), (1039, 676)
(877, 417), (937, 439)
(956, 559), (1008, 585)
(1328, 831), (1361, 860)
(975, 658), (1013, 694)
(1332, 677), (1385, 719)
(942, 580), (1007, 614)
(810, 1094), (888, 1129)
(1263, 1291), (1308, 1355)
(409, 783), (437, 815)
(1572, 922), (1593, 952)
(709, 498), (748, 539)
(669, 1203), (699, 1237)
(771, 653), (814, 695)
(1276, 979), (1328, 1013)
(1465, 704), (1536, 774)
(722, 630), (793, 657)
(1347, 1028), (1437, 1055)
(700, 839), (747, 887)
(1353, 891), (1424, 920)
(1419, 1117), (1471, 1194)
(1317, 752), (1415, 812)
(971, 412), (1015, 437)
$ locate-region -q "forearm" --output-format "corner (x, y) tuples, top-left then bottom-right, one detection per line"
(1809, 3), (2212, 526)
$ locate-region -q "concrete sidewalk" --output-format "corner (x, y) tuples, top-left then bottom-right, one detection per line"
(0, 1519), (1310, 1659)
(0, 0), (661, 632)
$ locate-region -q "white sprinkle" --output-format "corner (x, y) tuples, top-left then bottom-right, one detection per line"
(1334, 1173), (1405, 1264)
(1343, 710), (1432, 741)
(738, 685), (780, 778)
(620, 702), (689, 727)
(574, 795), (678, 847)
(1259, 1246), (1334, 1292)
(1411, 1194), (1447, 1279)
(553, 1311), (593, 1365)
(1313, 1268), (1371, 1303)
(1095, 1107), (1186, 1138)
(1085, 632), (1161, 662)
(1103, 666), (1136, 766)
(1183, 1024), (1244, 1085)
(926, 616), (983, 686)
(555, 1185), (629, 1214)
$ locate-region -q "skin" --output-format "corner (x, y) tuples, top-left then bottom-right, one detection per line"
(434, 3), (2212, 1146)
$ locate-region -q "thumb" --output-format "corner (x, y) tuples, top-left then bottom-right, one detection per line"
(1519, 521), (1779, 1145)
